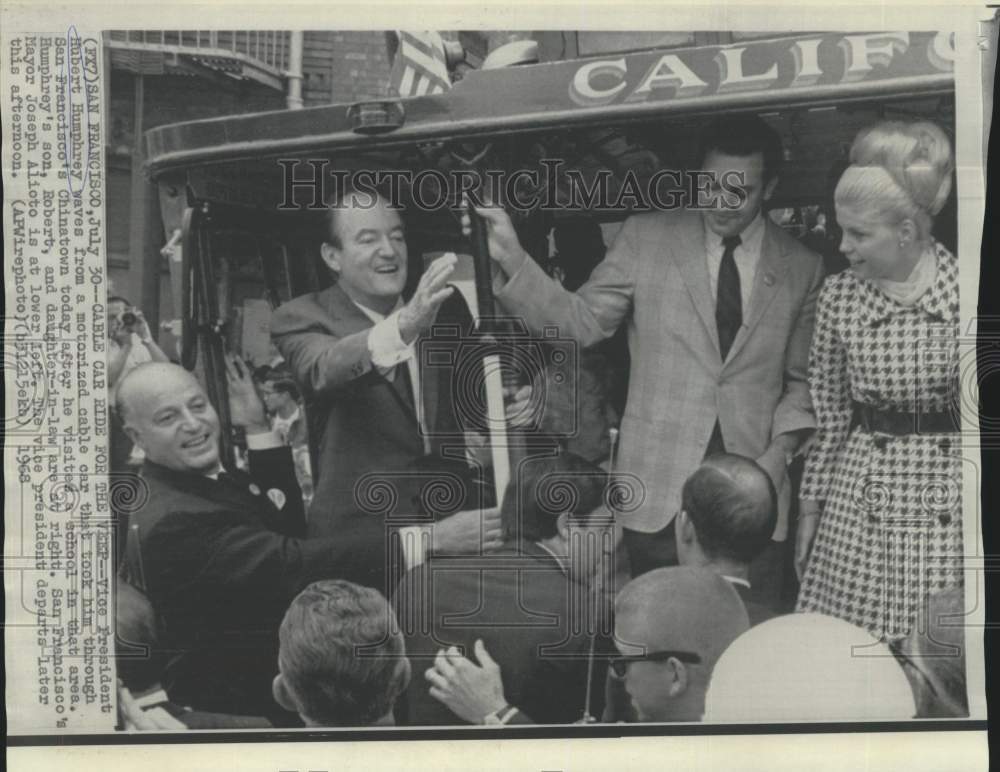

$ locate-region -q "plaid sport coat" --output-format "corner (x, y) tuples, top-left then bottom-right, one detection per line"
(496, 208), (824, 538)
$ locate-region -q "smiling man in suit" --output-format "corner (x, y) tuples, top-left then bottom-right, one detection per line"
(118, 359), (397, 724)
(271, 186), (507, 590)
(468, 115), (823, 608)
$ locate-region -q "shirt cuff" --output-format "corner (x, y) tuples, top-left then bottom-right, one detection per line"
(246, 430), (283, 451)
(400, 525), (432, 571)
(368, 311), (415, 369)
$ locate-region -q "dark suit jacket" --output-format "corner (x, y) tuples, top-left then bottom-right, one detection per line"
(271, 284), (487, 539)
(393, 542), (609, 726)
(120, 446), (398, 723)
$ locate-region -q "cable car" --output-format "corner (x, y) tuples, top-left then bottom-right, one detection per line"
(142, 29), (957, 483)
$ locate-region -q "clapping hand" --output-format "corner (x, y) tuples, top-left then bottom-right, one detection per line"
(432, 507), (503, 555)
(425, 640), (508, 724)
(224, 354), (269, 433)
(398, 253), (457, 344)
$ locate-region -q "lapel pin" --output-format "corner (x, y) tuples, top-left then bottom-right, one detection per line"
(267, 488), (287, 511)
(763, 272), (776, 287)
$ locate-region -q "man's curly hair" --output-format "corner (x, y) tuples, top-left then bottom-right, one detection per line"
(278, 580), (409, 726)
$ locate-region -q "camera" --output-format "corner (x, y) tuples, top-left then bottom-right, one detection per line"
(419, 316), (579, 439)
(117, 310), (138, 328)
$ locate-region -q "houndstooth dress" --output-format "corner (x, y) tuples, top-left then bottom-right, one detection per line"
(796, 242), (964, 640)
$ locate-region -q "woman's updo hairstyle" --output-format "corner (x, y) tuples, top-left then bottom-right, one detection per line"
(835, 120), (954, 240)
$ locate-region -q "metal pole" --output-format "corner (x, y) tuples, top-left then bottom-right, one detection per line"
(286, 31), (304, 110)
(466, 202), (510, 503)
(129, 74), (161, 333)
(468, 205), (495, 329)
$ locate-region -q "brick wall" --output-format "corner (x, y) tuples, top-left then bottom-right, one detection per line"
(302, 31), (392, 106)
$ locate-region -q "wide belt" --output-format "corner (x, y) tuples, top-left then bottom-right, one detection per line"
(850, 401), (960, 436)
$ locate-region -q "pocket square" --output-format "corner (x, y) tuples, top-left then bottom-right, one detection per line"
(266, 488), (287, 510)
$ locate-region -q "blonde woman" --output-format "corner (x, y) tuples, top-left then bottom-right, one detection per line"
(795, 121), (962, 640)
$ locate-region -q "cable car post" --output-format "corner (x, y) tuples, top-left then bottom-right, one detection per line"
(465, 193), (512, 504)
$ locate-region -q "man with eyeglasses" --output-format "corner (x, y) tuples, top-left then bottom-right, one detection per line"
(611, 566), (749, 722)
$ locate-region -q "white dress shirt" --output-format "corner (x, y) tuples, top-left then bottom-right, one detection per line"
(270, 406), (299, 443)
(705, 211), (767, 313)
(721, 574), (752, 590)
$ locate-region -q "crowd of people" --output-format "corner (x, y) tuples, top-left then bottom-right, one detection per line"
(112, 113), (969, 730)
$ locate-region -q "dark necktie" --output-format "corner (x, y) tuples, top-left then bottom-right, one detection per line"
(390, 362), (415, 411)
(216, 469), (249, 492)
(716, 234), (743, 360)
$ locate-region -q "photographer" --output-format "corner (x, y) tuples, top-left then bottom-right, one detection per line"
(108, 296), (171, 400)
(108, 296), (172, 481)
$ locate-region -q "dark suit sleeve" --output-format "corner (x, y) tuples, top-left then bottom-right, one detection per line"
(271, 299), (376, 400)
(146, 509), (400, 603)
(248, 446), (306, 537)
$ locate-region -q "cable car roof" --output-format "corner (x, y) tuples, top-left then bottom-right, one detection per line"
(145, 30), (954, 177)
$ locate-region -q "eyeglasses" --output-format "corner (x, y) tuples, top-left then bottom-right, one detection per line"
(608, 650), (702, 679)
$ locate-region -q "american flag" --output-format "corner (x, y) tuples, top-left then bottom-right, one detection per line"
(389, 31), (452, 97)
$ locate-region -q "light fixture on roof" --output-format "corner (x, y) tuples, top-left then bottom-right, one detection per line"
(347, 100), (406, 135)
(442, 39), (466, 69)
(481, 40), (539, 70)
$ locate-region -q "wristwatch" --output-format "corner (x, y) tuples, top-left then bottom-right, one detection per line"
(483, 704), (518, 725)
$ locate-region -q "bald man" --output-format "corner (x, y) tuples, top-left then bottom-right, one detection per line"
(675, 454), (779, 625)
(117, 360), (398, 724)
(611, 567), (750, 722)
